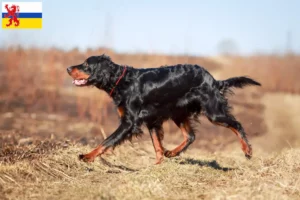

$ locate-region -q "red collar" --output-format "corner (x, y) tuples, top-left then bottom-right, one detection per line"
(109, 66), (127, 96)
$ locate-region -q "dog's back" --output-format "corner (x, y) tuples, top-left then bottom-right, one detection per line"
(135, 64), (214, 105)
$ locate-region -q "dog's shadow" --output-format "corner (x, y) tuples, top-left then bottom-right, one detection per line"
(178, 158), (236, 172)
(99, 157), (138, 173)
(97, 157), (235, 173)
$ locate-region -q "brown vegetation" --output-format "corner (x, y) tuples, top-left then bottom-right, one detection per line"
(218, 54), (300, 93)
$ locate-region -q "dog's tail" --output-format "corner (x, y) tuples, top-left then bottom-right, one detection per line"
(217, 76), (261, 94)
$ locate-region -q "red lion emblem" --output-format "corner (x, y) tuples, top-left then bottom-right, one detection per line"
(4, 4), (20, 27)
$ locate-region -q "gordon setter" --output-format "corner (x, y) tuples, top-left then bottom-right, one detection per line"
(67, 54), (261, 164)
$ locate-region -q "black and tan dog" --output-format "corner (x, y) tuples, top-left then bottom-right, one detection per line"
(67, 54), (261, 164)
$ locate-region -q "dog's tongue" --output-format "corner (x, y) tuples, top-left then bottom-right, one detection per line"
(72, 79), (87, 86)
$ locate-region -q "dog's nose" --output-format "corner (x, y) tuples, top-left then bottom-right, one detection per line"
(67, 67), (72, 74)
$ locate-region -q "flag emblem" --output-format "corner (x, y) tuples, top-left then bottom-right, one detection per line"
(2, 2), (42, 29)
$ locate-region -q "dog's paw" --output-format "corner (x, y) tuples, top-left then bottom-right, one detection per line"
(244, 145), (252, 160)
(154, 156), (164, 165)
(164, 150), (177, 158)
(245, 153), (252, 159)
(78, 154), (95, 162)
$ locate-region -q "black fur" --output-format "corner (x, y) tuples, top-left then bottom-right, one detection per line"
(67, 54), (261, 161)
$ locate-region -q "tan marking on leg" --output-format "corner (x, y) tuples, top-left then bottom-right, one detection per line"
(164, 119), (192, 158)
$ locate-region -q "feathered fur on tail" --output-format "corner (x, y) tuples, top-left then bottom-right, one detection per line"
(218, 76), (261, 94)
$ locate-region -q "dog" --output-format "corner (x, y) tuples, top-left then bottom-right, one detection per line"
(67, 54), (261, 164)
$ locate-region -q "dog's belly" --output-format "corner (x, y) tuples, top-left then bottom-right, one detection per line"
(138, 98), (202, 124)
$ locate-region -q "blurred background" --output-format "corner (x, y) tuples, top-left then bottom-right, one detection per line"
(1, 0), (300, 156)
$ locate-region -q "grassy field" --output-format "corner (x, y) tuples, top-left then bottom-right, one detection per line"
(0, 48), (300, 199)
(1, 143), (299, 200)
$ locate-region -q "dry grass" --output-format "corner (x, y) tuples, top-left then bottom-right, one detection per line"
(0, 142), (299, 200)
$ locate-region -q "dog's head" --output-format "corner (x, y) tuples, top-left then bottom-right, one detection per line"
(67, 54), (113, 87)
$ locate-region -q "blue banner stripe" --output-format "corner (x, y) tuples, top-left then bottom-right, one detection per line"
(2, 13), (42, 18)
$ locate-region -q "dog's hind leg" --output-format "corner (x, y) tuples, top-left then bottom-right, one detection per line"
(164, 118), (195, 158)
(203, 95), (252, 159)
(208, 116), (252, 159)
(149, 126), (165, 164)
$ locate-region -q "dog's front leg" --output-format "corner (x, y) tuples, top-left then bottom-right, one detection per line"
(149, 127), (164, 164)
(79, 120), (133, 162)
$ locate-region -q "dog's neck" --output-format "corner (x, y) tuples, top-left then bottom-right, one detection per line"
(94, 62), (134, 102)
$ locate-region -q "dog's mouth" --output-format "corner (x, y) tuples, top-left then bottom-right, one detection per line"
(67, 67), (91, 87)
(72, 79), (88, 86)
